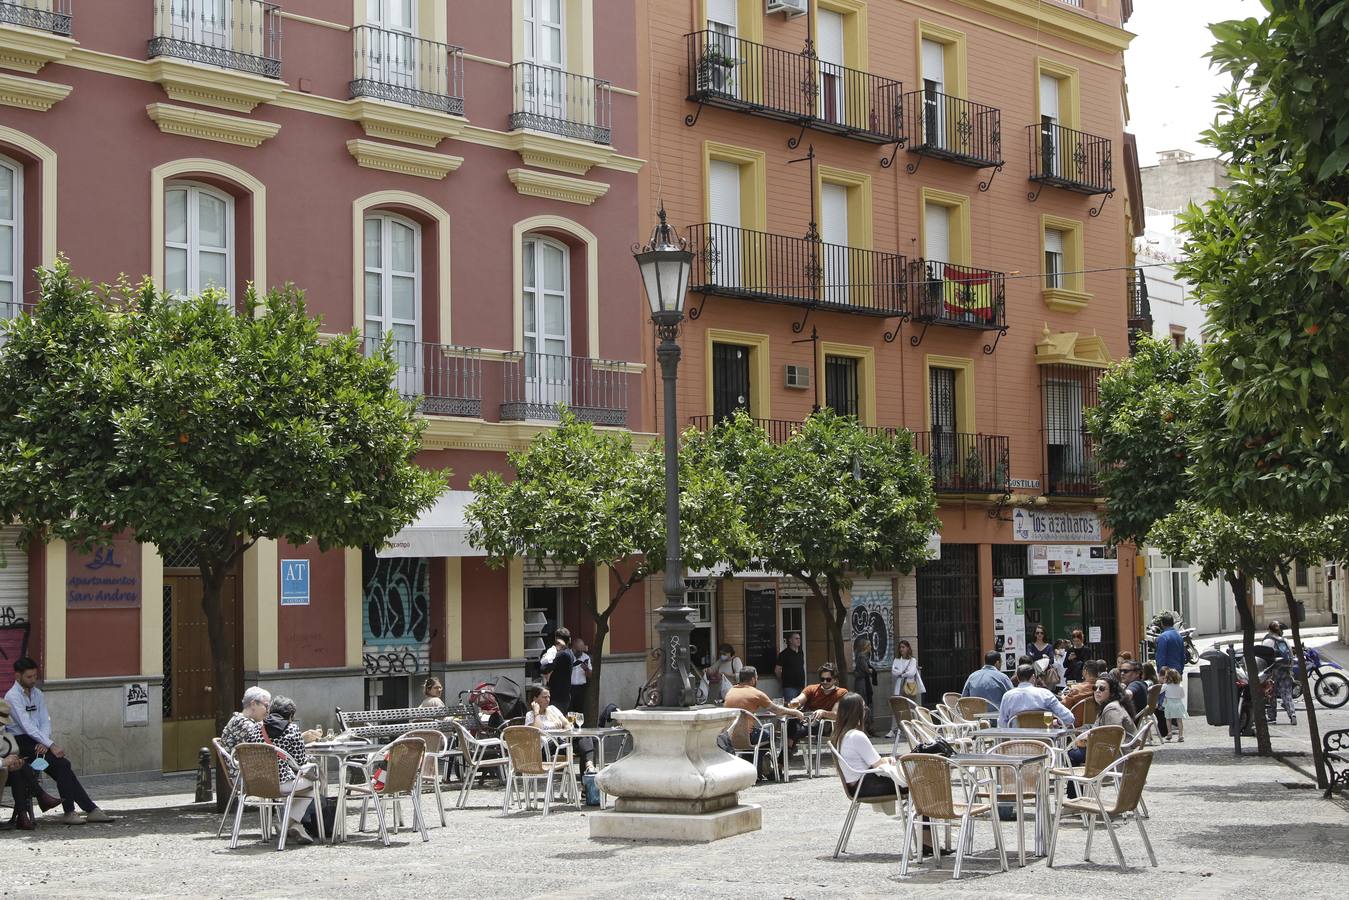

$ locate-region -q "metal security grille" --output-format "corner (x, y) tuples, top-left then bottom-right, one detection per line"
(712, 343), (751, 420)
(1083, 575), (1118, 663)
(930, 367), (957, 480)
(162, 584), (173, 719)
(992, 544), (1028, 579)
(825, 355), (859, 417)
(915, 543), (981, 700)
(1041, 363), (1102, 496)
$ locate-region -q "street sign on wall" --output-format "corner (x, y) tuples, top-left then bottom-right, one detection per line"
(1012, 508), (1102, 542)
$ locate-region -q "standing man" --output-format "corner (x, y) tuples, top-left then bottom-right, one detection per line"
(774, 632), (806, 704)
(4, 657), (111, 824)
(570, 636), (593, 718)
(1154, 613), (1186, 677)
(542, 627), (576, 713)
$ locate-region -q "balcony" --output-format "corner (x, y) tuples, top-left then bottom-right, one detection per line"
(149, 0), (281, 80)
(685, 30), (903, 146)
(1041, 362), (1102, 496)
(902, 89), (1003, 181)
(0, 0), (71, 35)
(363, 336), (482, 417)
(686, 222), (907, 319)
(350, 25), (463, 116)
(1127, 267), (1151, 355)
(1027, 121), (1113, 199)
(906, 258), (1007, 344)
(913, 431), (1010, 493)
(500, 351), (628, 426)
(509, 62), (611, 144)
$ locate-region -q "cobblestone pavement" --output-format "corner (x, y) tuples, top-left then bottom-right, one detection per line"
(7, 700), (1349, 900)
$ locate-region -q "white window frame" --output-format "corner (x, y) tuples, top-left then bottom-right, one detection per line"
(521, 235), (572, 404)
(363, 212), (422, 387)
(172, 0), (231, 49)
(1044, 227), (1065, 289)
(164, 181), (234, 302)
(365, 0), (416, 88)
(522, 0), (566, 120)
(0, 154), (21, 317)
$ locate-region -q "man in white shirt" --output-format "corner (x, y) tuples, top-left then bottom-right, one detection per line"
(5, 657), (110, 824)
(996, 664), (1075, 729)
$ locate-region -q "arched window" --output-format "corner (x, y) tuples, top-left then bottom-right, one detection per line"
(0, 154), (21, 319)
(521, 235), (570, 396)
(363, 212), (421, 348)
(164, 181), (233, 299)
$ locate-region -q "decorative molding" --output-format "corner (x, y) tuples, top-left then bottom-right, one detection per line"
(0, 25), (77, 73)
(1041, 286), (1093, 314)
(945, 0), (1133, 52)
(146, 57), (285, 113)
(276, 10), (350, 31)
(1034, 326), (1113, 368)
(507, 167), (609, 205)
(592, 359), (645, 373)
(146, 102), (280, 147)
(0, 71), (70, 110)
(347, 138), (463, 179)
(489, 128), (643, 176)
(350, 97), (467, 147)
(419, 416), (655, 453)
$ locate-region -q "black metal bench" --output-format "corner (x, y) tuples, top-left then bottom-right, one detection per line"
(1324, 728), (1349, 797)
(335, 702), (478, 744)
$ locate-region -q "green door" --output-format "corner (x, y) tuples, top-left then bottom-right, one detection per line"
(1023, 577), (1086, 647)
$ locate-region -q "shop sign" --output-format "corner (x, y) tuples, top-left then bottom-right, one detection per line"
(280, 559), (310, 607)
(1028, 544), (1119, 576)
(1012, 508), (1102, 542)
(66, 538), (141, 608)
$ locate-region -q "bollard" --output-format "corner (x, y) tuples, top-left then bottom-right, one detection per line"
(196, 747), (214, 803)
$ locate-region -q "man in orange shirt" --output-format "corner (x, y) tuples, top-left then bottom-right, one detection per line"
(788, 662), (846, 720)
(1060, 659), (1105, 725)
(723, 667), (805, 752)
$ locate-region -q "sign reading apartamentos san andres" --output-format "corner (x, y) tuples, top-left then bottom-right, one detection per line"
(1011, 508), (1102, 542)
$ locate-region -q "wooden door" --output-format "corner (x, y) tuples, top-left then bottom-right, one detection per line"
(162, 569), (239, 771)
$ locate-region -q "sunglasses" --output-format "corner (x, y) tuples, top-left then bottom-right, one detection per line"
(1093, 685), (1109, 692)
(819, 677), (835, 683)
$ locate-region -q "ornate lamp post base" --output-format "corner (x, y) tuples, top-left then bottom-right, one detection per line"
(590, 706), (761, 842)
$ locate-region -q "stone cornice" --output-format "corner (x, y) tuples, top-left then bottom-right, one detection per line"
(0, 70), (70, 110)
(946, 0), (1133, 53)
(0, 24), (77, 73)
(461, 126), (644, 176)
(1035, 326), (1113, 367)
(1041, 286), (1094, 314)
(146, 102), (280, 147)
(145, 57), (285, 113)
(419, 417), (655, 453)
(347, 138), (464, 179)
(349, 97), (468, 147)
(507, 167), (609, 205)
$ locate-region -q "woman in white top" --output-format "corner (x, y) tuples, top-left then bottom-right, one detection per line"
(890, 639), (924, 703)
(704, 643), (743, 703)
(831, 692), (900, 799)
(524, 685), (595, 773)
(420, 677), (446, 708)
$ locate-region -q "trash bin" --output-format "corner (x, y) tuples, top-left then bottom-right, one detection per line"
(1200, 648), (1234, 727)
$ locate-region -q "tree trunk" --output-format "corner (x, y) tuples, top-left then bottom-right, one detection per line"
(1229, 572), (1272, 755)
(588, 617), (609, 724)
(1276, 575), (1328, 789)
(796, 575), (843, 675)
(826, 574), (850, 676)
(199, 564), (236, 812)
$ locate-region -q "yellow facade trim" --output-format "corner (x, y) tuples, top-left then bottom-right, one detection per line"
(344, 547), (363, 668)
(418, 416), (656, 452)
(1034, 327), (1112, 368)
(507, 557), (524, 659)
(349, 0), (448, 45)
(444, 556), (463, 662)
(146, 102), (281, 147)
(818, 341), (877, 426)
(507, 168), (610, 205)
(0, 126), (56, 263)
(704, 328), (772, 420)
(150, 158), (266, 293)
(140, 543), (164, 678)
(351, 190), (453, 344)
(349, 97), (468, 147)
(1036, 57), (1081, 131)
(924, 354), (977, 433)
(915, 19), (969, 99)
(0, 71), (71, 111)
(510, 0), (594, 77)
(702, 140), (767, 231)
(507, 128), (641, 175)
(43, 540), (66, 680)
(1039, 212), (1091, 312)
(0, 24), (76, 73)
(817, 0), (870, 71)
(242, 538), (279, 673)
(346, 138), (464, 179)
(145, 57), (285, 113)
(945, 0), (1132, 52)
(594, 563), (610, 655)
(280, 10), (349, 31)
(511, 214), (599, 356)
(817, 163), (873, 249)
(919, 186), (971, 264)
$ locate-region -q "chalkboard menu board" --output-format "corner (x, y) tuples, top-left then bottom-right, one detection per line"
(744, 584), (778, 674)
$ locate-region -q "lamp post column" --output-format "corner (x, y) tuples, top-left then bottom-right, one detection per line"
(653, 322), (694, 708)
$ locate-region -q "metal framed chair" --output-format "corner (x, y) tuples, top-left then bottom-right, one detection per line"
(500, 725), (578, 817)
(889, 696), (920, 756)
(1048, 750), (1156, 871)
(1013, 710), (1056, 729)
(211, 737), (243, 839)
(899, 753), (1007, 880)
(451, 720), (510, 809)
(406, 728), (453, 827)
(956, 696), (996, 724)
(1069, 696), (1101, 726)
(728, 710), (779, 782)
(829, 744), (905, 858)
(342, 736), (430, 845)
(981, 739), (1053, 866)
(942, 691), (963, 709)
(228, 743), (325, 851)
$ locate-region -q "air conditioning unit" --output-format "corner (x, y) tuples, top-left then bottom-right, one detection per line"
(766, 0), (808, 18)
(785, 364), (811, 389)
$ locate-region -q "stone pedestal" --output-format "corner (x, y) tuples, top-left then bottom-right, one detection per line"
(589, 706), (761, 842)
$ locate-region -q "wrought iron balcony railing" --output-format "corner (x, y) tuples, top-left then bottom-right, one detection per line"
(913, 430), (1010, 493)
(688, 414), (913, 444)
(0, 0), (71, 35)
(350, 25), (464, 116)
(363, 336), (482, 417)
(1041, 362), (1102, 496)
(1127, 267), (1152, 355)
(902, 88), (1003, 180)
(509, 62), (611, 144)
(149, 0), (282, 79)
(501, 351), (629, 426)
(685, 30), (903, 146)
(906, 258), (1007, 331)
(686, 222), (907, 318)
(1027, 121), (1113, 196)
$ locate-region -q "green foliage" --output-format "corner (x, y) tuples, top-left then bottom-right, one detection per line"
(1179, 2), (1349, 513)
(0, 259), (446, 559)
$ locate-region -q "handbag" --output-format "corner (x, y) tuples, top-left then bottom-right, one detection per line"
(912, 737), (956, 757)
(902, 678), (919, 698)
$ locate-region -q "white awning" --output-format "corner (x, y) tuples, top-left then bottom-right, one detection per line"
(377, 490), (486, 558)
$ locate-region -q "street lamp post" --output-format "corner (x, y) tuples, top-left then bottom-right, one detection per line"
(633, 205), (695, 708)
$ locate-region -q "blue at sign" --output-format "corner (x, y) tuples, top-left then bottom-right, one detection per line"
(280, 559), (310, 606)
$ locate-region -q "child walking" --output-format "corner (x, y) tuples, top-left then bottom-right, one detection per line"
(1161, 667), (1187, 742)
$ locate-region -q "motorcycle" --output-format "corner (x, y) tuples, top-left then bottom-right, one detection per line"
(1234, 644), (1280, 735)
(1290, 645), (1349, 709)
(1145, 613), (1200, 666)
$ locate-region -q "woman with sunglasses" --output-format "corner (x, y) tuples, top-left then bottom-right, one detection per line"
(1027, 624), (1055, 667)
(1066, 673), (1137, 765)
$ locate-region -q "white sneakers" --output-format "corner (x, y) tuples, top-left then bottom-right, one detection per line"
(56, 811), (84, 825)
(84, 808), (113, 823)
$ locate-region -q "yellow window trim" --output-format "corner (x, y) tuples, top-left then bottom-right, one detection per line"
(923, 354), (976, 434)
(150, 158), (266, 294)
(242, 538), (279, 674)
(510, 0), (594, 77)
(511, 214), (600, 357)
(43, 540), (65, 680)
(817, 164), (872, 250)
(444, 557), (463, 662)
(704, 328), (772, 420)
(1036, 57), (1080, 131)
(0, 126), (56, 264)
(914, 19), (968, 100)
(1039, 213), (1091, 313)
(919, 186), (971, 264)
(816, 0), (869, 71)
(702, 140), (767, 231)
(817, 341), (876, 427)
(352, 190), (453, 343)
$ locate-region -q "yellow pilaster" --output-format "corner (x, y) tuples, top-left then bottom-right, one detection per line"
(344, 547), (363, 669)
(507, 557), (524, 659)
(595, 563), (610, 655)
(140, 543), (164, 677)
(242, 539), (278, 672)
(445, 557), (463, 662)
(43, 540), (66, 679)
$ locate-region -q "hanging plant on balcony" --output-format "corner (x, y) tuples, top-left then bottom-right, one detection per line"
(961, 445), (986, 489)
(698, 45), (739, 94)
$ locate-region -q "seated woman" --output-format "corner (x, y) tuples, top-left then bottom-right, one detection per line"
(420, 677), (446, 708)
(1067, 673), (1137, 766)
(259, 695), (322, 846)
(524, 685), (596, 775)
(831, 692), (898, 799)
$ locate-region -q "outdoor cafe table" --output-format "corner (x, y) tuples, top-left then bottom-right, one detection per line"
(975, 712), (1000, 723)
(975, 726), (1075, 752)
(569, 725), (628, 808)
(951, 750), (1051, 867)
(801, 714), (832, 778)
(306, 739), (377, 843)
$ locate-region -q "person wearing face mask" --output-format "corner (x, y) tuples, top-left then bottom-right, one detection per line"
(704, 643), (742, 703)
(1261, 621), (1297, 725)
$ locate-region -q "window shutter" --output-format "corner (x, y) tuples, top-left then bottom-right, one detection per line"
(924, 202), (950, 261)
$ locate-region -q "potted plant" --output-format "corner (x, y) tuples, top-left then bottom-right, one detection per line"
(961, 445), (986, 490)
(698, 42), (739, 94)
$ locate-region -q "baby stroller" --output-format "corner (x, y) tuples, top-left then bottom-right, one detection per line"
(463, 675), (527, 735)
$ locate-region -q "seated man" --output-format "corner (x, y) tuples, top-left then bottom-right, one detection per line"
(787, 663), (845, 744)
(724, 667), (804, 767)
(961, 651), (1015, 707)
(4, 657), (110, 824)
(0, 702), (58, 831)
(1119, 660), (1150, 715)
(997, 664), (1075, 729)
(1060, 659), (1106, 725)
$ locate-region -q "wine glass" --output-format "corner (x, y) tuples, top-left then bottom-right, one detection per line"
(573, 712), (586, 729)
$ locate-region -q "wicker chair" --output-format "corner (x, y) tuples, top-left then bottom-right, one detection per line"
(1137, 685), (1164, 744)
(889, 696), (920, 756)
(956, 696), (996, 724)
(211, 737), (243, 839)
(899, 753), (1007, 880)
(980, 739), (1053, 867)
(728, 710), (779, 782)
(406, 728), (453, 827)
(1119, 719), (1154, 818)
(942, 692), (963, 709)
(228, 742), (324, 851)
(829, 743), (904, 858)
(342, 736), (430, 845)
(1069, 696), (1101, 727)
(451, 720), (509, 809)
(501, 725), (578, 817)
(914, 706), (937, 726)
(1050, 725), (1124, 783)
(1048, 750), (1156, 871)
(1013, 710), (1056, 729)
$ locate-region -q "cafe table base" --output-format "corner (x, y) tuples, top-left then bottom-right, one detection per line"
(951, 752), (1051, 866)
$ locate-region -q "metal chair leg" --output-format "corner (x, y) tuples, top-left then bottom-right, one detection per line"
(1101, 809), (1128, 871)
(216, 784), (238, 838)
(228, 794), (247, 849)
(1135, 812), (1158, 867)
(952, 815), (971, 880)
(374, 796), (390, 847)
(277, 796), (294, 851)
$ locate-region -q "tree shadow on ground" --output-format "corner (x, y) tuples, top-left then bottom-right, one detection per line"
(1178, 823), (1349, 866)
